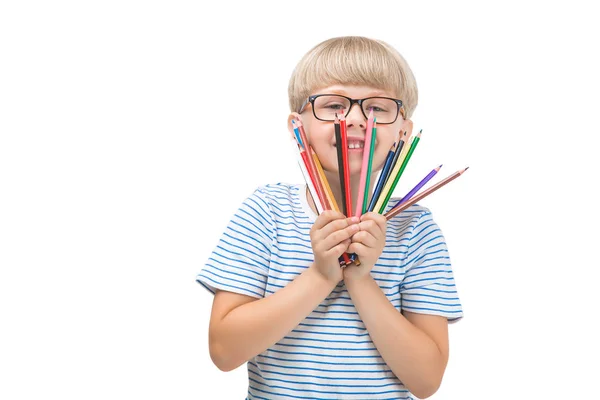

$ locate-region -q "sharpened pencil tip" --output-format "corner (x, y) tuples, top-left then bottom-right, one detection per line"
(465, 166), (469, 171)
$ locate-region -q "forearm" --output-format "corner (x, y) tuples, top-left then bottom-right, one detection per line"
(345, 275), (446, 398)
(211, 266), (337, 371)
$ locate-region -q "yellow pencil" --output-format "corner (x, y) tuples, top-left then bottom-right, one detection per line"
(311, 149), (339, 212)
(373, 133), (415, 212)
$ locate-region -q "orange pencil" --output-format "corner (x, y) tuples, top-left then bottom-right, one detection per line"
(312, 150), (338, 211)
(295, 119), (329, 210)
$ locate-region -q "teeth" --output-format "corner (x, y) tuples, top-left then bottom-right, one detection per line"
(348, 142), (364, 149)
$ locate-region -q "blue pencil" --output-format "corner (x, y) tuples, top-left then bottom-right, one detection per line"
(367, 142), (397, 212)
(291, 120), (303, 147)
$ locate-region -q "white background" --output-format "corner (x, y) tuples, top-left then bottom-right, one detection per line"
(1, 1), (599, 399)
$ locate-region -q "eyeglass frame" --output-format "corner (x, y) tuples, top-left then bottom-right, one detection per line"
(297, 94), (406, 124)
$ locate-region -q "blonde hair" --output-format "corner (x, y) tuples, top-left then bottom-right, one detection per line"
(288, 36), (418, 119)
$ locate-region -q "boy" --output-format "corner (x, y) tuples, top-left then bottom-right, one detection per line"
(197, 36), (463, 399)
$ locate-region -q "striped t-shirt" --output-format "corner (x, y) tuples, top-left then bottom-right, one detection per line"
(197, 183), (463, 400)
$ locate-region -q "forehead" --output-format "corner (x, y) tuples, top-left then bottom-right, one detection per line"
(312, 85), (396, 99)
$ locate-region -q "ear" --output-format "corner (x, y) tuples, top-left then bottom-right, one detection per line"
(398, 118), (414, 141)
(287, 112), (302, 136)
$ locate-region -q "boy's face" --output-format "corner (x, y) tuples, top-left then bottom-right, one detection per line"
(289, 85), (411, 178)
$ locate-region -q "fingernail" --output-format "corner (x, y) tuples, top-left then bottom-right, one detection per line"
(350, 216), (360, 223)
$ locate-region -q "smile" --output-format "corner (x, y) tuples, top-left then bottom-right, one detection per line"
(334, 140), (365, 149)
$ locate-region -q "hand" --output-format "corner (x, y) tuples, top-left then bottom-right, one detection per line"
(344, 212), (387, 283)
(310, 210), (360, 285)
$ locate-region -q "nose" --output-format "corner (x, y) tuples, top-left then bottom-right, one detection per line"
(344, 103), (366, 130)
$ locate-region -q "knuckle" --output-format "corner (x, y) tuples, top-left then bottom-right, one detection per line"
(333, 230), (350, 243)
(322, 210), (335, 218)
(330, 219), (347, 231)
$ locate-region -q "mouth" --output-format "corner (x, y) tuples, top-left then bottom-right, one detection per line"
(334, 139), (365, 151)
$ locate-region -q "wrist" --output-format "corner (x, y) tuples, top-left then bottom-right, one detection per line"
(344, 269), (373, 288)
(308, 263), (340, 288)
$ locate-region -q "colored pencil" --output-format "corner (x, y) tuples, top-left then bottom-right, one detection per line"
(355, 109), (374, 217)
(312, 148), (351, 266)
(384, 167), (469, 220)
(373, 131), (413, 212)
(376, 130), (423, 213)
(334, 115), (347, 215)
(289, 136), (323, 214)
(339, 114), (353, 218)
(367, 141), (396, 212)
(392, 164), (442, 208)
(296, 118), (329, 209)
(340, 114), (361, 265)
(382, 130), (408, 190)
(312, 149), (338, 212)
(362, 120), (377, 214)
(291, 120), (303, 147)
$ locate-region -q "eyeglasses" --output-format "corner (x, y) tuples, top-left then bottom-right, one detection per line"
(298, 94), (405, 124)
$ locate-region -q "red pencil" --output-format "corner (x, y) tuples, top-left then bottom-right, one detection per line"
(339, 114), (361, 266)
(296, 119), (329, 210)
(339, 114), (352, 218)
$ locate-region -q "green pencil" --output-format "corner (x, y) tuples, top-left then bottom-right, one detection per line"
(377, 130), (422, 213)
(362, 121), (377, 214)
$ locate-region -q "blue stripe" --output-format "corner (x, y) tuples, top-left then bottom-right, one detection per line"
(220, 234), (270, 263)
(275, 342), (378, 352)
(248, 361), (392, 381)
(260, 354), (387, 366)
(249, 378), (409, 397)
(248, 369), (401, 388)
(210, 248), (269, 272)
(200, 268), (265, 294)
(233, 214), (272, 242)
(256, 360), (392, 374)
(402, 305), (463, 314)
(196, 274), (262, 298)
(248, 386), (410, 400)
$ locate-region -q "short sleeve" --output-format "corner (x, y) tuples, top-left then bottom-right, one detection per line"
(399, 211), (463, 322)
(196, 188), (273, 299)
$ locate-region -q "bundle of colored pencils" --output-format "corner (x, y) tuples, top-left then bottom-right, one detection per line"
(290, 118), (355, 266)
(290, 111), (468, 267)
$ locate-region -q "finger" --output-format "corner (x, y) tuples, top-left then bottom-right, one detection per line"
(351, 229), (378, 248)
(360, 213), (387, 237)
(347, 241), (368, 256)
(320, 222), (359, 252)
(326, 239), (351, 258)
(358, 219), (381, 238)
(319, 215), (360, 239)
(312, 210), (346, 231)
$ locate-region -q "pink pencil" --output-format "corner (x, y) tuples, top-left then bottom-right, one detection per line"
(355, 109), (374, 217)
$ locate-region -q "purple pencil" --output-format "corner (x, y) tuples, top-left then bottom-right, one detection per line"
(392, 164), (443, 208)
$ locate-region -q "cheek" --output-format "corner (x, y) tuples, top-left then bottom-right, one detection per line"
(304, 122), (333, 143)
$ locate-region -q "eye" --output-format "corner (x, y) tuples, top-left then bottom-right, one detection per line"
(322, 102), (346, 110)
(364, 98), (395, 114)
